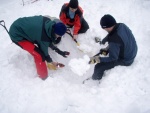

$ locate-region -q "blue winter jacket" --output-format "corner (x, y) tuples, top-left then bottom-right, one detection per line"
(101, 23), (137, 65)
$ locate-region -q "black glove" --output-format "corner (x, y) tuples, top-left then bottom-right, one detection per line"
(100, 49), (109, 56)
(59, 51), (70, 58)
(55, 48), (70, 58)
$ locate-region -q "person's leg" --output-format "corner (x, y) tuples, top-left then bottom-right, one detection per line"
(92, 61), (122, 80)
(17, 40), (48, 80)
(78, 18), (89, 34)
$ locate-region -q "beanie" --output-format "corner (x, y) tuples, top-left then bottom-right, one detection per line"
(69, 0), (78, 9)
(100, 14), (116, 28)
(54, 22), (67, 36)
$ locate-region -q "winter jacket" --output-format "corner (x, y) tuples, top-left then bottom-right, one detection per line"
(9, 15), (59, 62)
(59, 3), (83, 35)
(101, 23), (138, 65)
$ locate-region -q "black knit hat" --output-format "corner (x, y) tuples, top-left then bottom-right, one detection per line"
(69, 0), (78, 9)
(100, 14), (116, 28)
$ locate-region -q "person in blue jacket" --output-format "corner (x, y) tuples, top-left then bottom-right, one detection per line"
(89, 14), (138, 80)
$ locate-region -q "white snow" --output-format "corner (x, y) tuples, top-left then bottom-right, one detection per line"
(0, 0), (150, 113)
(68, 55), (90, 76)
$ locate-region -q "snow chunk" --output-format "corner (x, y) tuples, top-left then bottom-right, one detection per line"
(77, 44), (92, 53)
(68, 55), (90, 76)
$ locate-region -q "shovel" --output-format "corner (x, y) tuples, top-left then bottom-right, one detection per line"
(65, 29), (80, 46)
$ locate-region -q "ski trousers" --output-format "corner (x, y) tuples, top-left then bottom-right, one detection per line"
(92, 60), (132, 80)
(17, 40), (48, 80)
(67, 18), (89, 34)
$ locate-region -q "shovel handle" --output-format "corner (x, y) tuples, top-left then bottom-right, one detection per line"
(66, 29), (79, 45)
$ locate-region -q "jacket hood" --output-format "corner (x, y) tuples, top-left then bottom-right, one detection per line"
(45, 20), (56, 42)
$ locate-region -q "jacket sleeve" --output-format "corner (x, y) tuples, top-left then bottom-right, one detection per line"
(40, 43), (53, 63)
(49, 43), (58, 50)
(100, 42), (120, 62)
(102, 35), (109, 44)
(49, 43), (64, 56)
(45, 55), (52, 63)
(60, 13), (67, 25)
(59, 5), (67, 24)
(42, 43), (60, 63)
(73, 15), (82, 35)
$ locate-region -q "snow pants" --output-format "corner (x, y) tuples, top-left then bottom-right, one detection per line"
(78, 18), (89, 34)
(18, 40), (48, 80)
(92, 61), (132, 80)
(67, 18), (89, 34)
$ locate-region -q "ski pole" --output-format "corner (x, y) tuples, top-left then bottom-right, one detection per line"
(66, 29), (80, 46)
(0, 20), (9, 35)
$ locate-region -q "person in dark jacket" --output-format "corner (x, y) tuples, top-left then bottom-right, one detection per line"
(59, 0), (89, 40)
(9, 15), (70, 80)
(89, 14), (138, 80)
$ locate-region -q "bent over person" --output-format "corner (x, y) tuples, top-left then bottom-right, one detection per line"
(59, 0), (89, 40)
(89, 14), (138, 80)
(9, 15), (70, 80)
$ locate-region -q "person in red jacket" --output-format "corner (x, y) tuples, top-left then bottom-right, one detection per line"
(59, 0), (89, 40)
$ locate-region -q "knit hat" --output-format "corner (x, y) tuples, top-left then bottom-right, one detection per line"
(54, 22), (67, 36)
(69, 0), (78, 9)
(100, 14), (116, 28)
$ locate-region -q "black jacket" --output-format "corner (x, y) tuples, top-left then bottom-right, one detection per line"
(101, 23), (138, 65)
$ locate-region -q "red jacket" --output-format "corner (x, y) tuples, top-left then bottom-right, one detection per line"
(59, 3), (83, 35)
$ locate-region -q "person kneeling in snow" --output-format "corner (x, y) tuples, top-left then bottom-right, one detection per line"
(89, 14), (138, 80)
(59, 0), (89, 40)
(9, 15), (70, 80)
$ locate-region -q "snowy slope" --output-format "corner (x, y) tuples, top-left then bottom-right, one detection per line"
(0, 0), (150, 113)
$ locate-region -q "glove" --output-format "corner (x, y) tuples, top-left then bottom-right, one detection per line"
(100, 46), (109, 56)
(100, 49), (109, 56)
(57, 63), (65, 68)
(57, 50), (70, 58)
(47, 62), (57, 70)
(54, 48), (70, 58)
(89, 56), (100, 64)
(95, 37), (101, 43)
(73, 35), (78, 40)
(61, 51), (70, 57)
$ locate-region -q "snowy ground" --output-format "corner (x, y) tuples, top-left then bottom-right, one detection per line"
(0, 0), (150, 113)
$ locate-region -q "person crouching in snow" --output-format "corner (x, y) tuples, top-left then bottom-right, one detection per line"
(89, 14), (137, 80)
(59, 0), (89, 40)
(9, 15), (70, 80)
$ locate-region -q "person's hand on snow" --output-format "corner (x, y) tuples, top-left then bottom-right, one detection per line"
(60, 51), (70, 58)
(55, 48), (70, 58)
(57, 50), (70, 58)
(89, 56), (100, 64)
(47, 62), (65, 70)
(47, 62), (58, 70)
